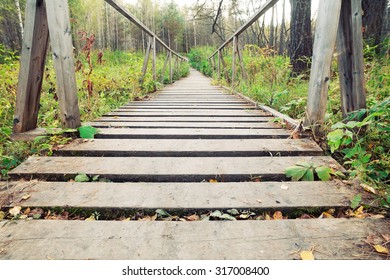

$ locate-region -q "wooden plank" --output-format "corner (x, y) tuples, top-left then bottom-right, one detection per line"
(94, 128), (291, 139)
(87, 121), (277, 129)
(304, 0), (342, 134)
(96, 116), (274, 123)
(116, 107), (256, 111)
(13, 0), (49, 133)
(2, 181), (353, 209)
(121, 105), (253, 109)
(8, 156), (343, 182)
(58, 138), (323, 157)
(45, 0), (80, 129)
(1, 219), (388, 259)
(104, 111), (269, 117)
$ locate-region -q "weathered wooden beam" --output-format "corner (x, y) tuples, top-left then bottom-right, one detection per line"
(337, 0), (366, 118)
(13, 0), (49, 133)
(152, 36), (156, 85)
(169, 51), (173, 84)
(304, 0), (342, 134)
(140, 36), (152, 84)
(217, 50), (221, 80)
(160, 52), (170, 84)
(232, 35), (238, 87)
(45, 0), (80, 129)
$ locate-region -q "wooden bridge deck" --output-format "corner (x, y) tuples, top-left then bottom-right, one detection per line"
(1, 69), (389, 260)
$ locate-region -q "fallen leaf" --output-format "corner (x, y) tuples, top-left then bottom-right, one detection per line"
(265, 214), (271, 220)
(319, 212), (334, 219)
(220, 214), (236, 221)
(21, 194), (31, 201)
(210, 210), (222, 219)
(32, 214), (41, 219)
(369, 214), (385, 219)
(0, 211), (5, 220)
(185, 214), (199, 221)
(19, 214), (28, 220)
(361, 183), (376, 194)
(156, 209), (170, 218)
(85, 215), (96, 221)
(24, 208), (31, 215)
(353, 206), (366, 219)
(300, 250), (315, 260)
(281, 184), (289, 191)
(227, 209), (239, 215)
(381, 234), (390, 242)
(122, 217), (131, 221)
(9, 206), (21, 217)
(209, 179), (218, 183)
(373, 245), (389, 254)
(365, 234), (383, 245)
(273, 211), (283, 220)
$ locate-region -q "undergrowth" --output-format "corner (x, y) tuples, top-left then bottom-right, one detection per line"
(188, 41), (390, 209)
(0, 43), (189, 179)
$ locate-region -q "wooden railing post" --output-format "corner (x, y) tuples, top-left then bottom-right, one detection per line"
(232, 35), (238, 87)
(152, 35), (157, 88)
(337, 0), (366, 118)
(169, 51), (173, 84)
(13, 0), (49, 133)
(217, 50), (221, 80)
(45, 0), (80, 129)
(140, 36), (152, 84)
(304, 0), (342, 134)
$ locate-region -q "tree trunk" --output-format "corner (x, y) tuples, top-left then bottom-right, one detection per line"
(362, 0), (388, 49)
(288, 0), (312, 75)
(279, 0), (286, 54)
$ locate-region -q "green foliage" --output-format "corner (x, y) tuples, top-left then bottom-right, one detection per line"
(285, 162), (333, 182)
(75, 173), (90, 182)
(78, 126), (98, 139)
(350, 194), (362, 209)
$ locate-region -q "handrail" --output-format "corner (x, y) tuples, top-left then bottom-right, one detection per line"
(208, 0), (279, 59)
(105, 0), (188, 61)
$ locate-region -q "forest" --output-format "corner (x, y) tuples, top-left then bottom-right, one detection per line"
(0, 0), (389, 209)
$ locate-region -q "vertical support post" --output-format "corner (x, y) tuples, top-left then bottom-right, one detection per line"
(236, 41), (248, 81)
(337, 0), (366, 118)
(169, 51), (173, 84)
(45, 0), (80, 129)
(152, 35), (156, 86)
(232, 35), (238, 87)
(13, 0), (49, 133)
(160, 51), (170, 84)
(217, 49), (221, 80)
(304, 0), (342, 134)
(140, 36), (152, 84)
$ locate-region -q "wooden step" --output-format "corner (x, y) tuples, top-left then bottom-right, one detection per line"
(104, 110), (267, 117)
(1, 181), (353, 209)
(58, 139), (323, 157)
(8, 156), (343, 182)
(96, 116), (274, 122)
(87, 121), (279, 129)
(94, 128), (291, 139)
(1, 219), (388, 259)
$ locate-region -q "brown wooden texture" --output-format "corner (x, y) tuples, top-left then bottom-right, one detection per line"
(13, 0), (49, 133)
(45, 0), (80, 129)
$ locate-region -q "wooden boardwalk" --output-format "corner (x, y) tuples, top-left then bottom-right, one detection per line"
(1, 69), (389, 260)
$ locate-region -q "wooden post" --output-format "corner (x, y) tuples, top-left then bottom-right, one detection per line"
(13, 0), (49, 133)
(45, 0), (80, 129)
(304, 0), (342, 134)
(140, 36), (152, 84)
(217, 49), (221, 80)
(232, 35), (238, 87)
(236, 41), (248, 81)
(220, 51), (230, 83)
(169, 51), (173, 84)
(160, 51), (170, 84)
(152, 35), (156, 85)
(337, 0), (366, 118)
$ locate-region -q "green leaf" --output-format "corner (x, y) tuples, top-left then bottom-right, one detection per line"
(327, 129), (344, 153)
(301, 168), (314, 181)
(345, 121), (358, 129)
(210, 210), (222, 219)
(75, 173), (90, 182)
(297, 162), (313, 168)
(92, 175), (100, 182)
(220, 213), (236, 221)
(350, 194), (362, 209)
(155, 209), (170, 218)
(315, 166), (332, 181)
(285, 165), (308, 181)
(227, 209), (240, 215)
(78, 126), (98, 139)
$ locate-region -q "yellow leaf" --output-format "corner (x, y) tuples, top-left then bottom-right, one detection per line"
(9, 206), (21, 217)
(374, 245), (389, 254)
(265, 214), (271, 220)
(354, 206), (366, 219)
(320, 212), (335, 219)
(21, 194), (31, 200)
(300, 251), (315, 260)
(209, 179), (218, 183)
(85, 215), (96, 221)
(0, 211), (5, 220)
(273, 211), (283, 220)
(361, 183), (376, 194)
